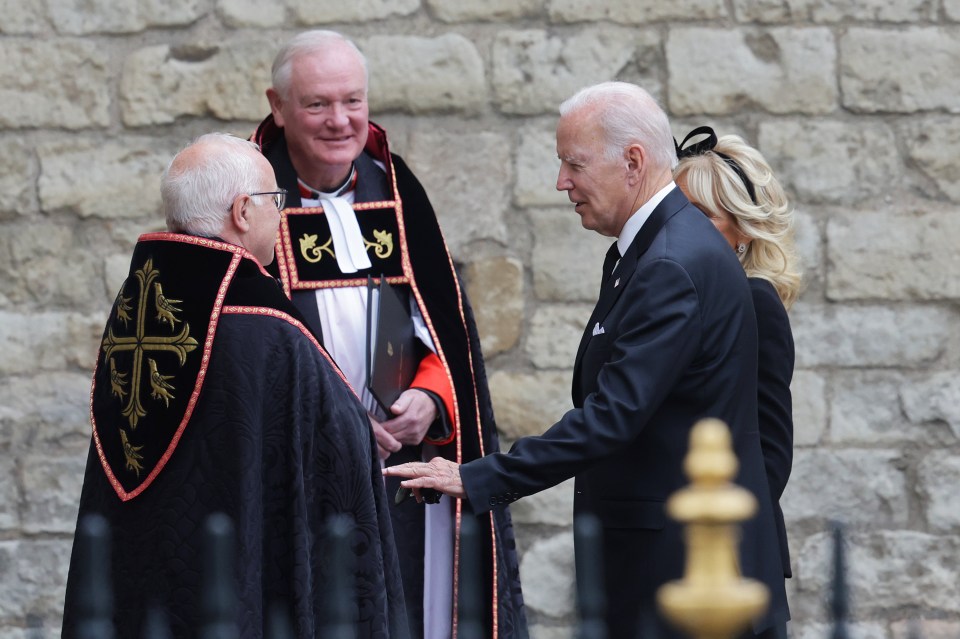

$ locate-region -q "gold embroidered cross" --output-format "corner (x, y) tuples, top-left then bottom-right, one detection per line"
(101, 258), (199, 431)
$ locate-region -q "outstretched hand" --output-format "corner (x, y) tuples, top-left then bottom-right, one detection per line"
(382, 457), (465, 501)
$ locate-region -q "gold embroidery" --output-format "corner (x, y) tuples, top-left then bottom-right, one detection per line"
(365, 229), (394, 259)
(119, 429), (145, 477)
(148, 358), (175, 407)
(300, 233), (335, 263)
(154, 283), (183, 329)
(116, 292), (133, 327)
(101, 258), (199, 429)
(109, 358), (128, 400)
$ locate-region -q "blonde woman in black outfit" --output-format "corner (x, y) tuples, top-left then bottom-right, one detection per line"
(675, 128), (802, 638)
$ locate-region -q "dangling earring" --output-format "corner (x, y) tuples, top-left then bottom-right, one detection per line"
(736, 242), (747, 255)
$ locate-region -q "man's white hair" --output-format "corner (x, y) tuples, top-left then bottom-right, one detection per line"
(161, 133), (264, 237)
(559, 82), (677, 171)
(271, 30), (369, 99)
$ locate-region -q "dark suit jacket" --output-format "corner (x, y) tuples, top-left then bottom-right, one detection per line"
(461, 187), (789, 638)
(750, 277), (795, 580)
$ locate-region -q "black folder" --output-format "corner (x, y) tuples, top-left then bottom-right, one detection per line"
(366, 276), (417, 413)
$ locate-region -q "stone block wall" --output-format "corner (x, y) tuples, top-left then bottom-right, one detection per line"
(1, 1), (958, 637)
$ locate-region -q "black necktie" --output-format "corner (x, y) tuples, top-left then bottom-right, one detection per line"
(601, 242), (620, 283)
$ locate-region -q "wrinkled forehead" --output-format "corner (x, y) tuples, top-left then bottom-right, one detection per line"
(557, 110), (606, 158)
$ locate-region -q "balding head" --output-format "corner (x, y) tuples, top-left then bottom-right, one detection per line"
(161, 133), (266, 237)
(161, 133), (281, 265)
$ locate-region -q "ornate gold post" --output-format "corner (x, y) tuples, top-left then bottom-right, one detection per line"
(656, 418), (769, 639)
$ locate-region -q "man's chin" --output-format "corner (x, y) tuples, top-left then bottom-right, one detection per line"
(313, 148), (361, 166)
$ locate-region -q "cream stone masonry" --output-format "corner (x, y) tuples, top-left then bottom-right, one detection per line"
(791, 208), (822, 293)
(732, 0), (930, 23)
(38, 139), (172, 219)
(463, 257), (524, 356)
(0, 373), (92, 451)
(891, 620), (960, 639)
(791, 304), (952, 367)
(758, 119), (900, 205)
(120, 43), (273, 126)
(515, 121), (570, 208)
(288, 0), (419, 24)
(218, 0), (287, 28)
(488, 370), (572, 440)
(901, 373), (960, 438)
(0, 140), (33, 217)
(841, 28), (960, 113)
(492, 28), (645, 115)
(46, 0), (203, 35)
(509, 478), (575, 527)
(0, 540), (73, 619)
(783, 450), (909, 525)
(0, 311), (102, 375)
(795, 531), (960, 614)
(902, 116), (960, 202)
(0, 0), (45, 34)
(0, 457), (17, 530)
(518, 532), (575, 618)
(530, 208), (609, 302)
(365, 35), (486, 114)
(791, 622), (886, 639)
(826, 209), (960, 301)
(20, 455), (88, 535)
(667, 28), (837, 115)
(790, 370), (827, 447)
(828, 371), (954, 445)
(550, 0), (725, 23)
(919, 451), (960, 532)
(427, 0), (542, 22)
(0, 219), (126, 310)
(404, 127), (510, 249)
(0, 40), (111, 129)
(525, 303), (595, 370)
(948, 0), (960, 19)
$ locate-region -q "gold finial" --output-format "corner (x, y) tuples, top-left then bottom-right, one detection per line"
(656, 418), (769, 639)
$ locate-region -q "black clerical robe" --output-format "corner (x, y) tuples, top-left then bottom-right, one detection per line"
(61, 234), (408, 639)
(254, 115), (527, 639)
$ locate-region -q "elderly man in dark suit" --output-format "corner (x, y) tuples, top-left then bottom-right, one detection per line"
(385, 81), (789, 639)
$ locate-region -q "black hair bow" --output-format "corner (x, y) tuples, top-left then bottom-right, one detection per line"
(674, 125), (757, 205)
(674, 126), (719, 159)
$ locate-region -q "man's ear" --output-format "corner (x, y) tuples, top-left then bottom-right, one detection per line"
(230, 195), (252, 234)
(625, 143), (645, 186)
(266, 88), (285, 127)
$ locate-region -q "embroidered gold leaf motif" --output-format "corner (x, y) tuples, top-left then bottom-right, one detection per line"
(387, 341), (394, 357)
(109, 357), (128, 400)
(119, 429), (144, 477)
(365, 229), (394, 259)
(300, 232), (335, 264)
(101, 259), (199, 429)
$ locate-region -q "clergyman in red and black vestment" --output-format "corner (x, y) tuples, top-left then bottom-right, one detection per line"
(256, 30), (526, 638)
(61, 133), (409, 638)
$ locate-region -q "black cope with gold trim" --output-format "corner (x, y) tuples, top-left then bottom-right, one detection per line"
(282, 202), (405, 287)
(91, 239), (234, 499)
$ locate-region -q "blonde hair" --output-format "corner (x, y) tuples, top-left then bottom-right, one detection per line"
(675, 135), (802, 309)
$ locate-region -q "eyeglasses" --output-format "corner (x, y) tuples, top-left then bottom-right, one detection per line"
(248, 189), (287, 211)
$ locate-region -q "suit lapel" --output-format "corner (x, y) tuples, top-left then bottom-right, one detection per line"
(571, 187), (689, 400)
